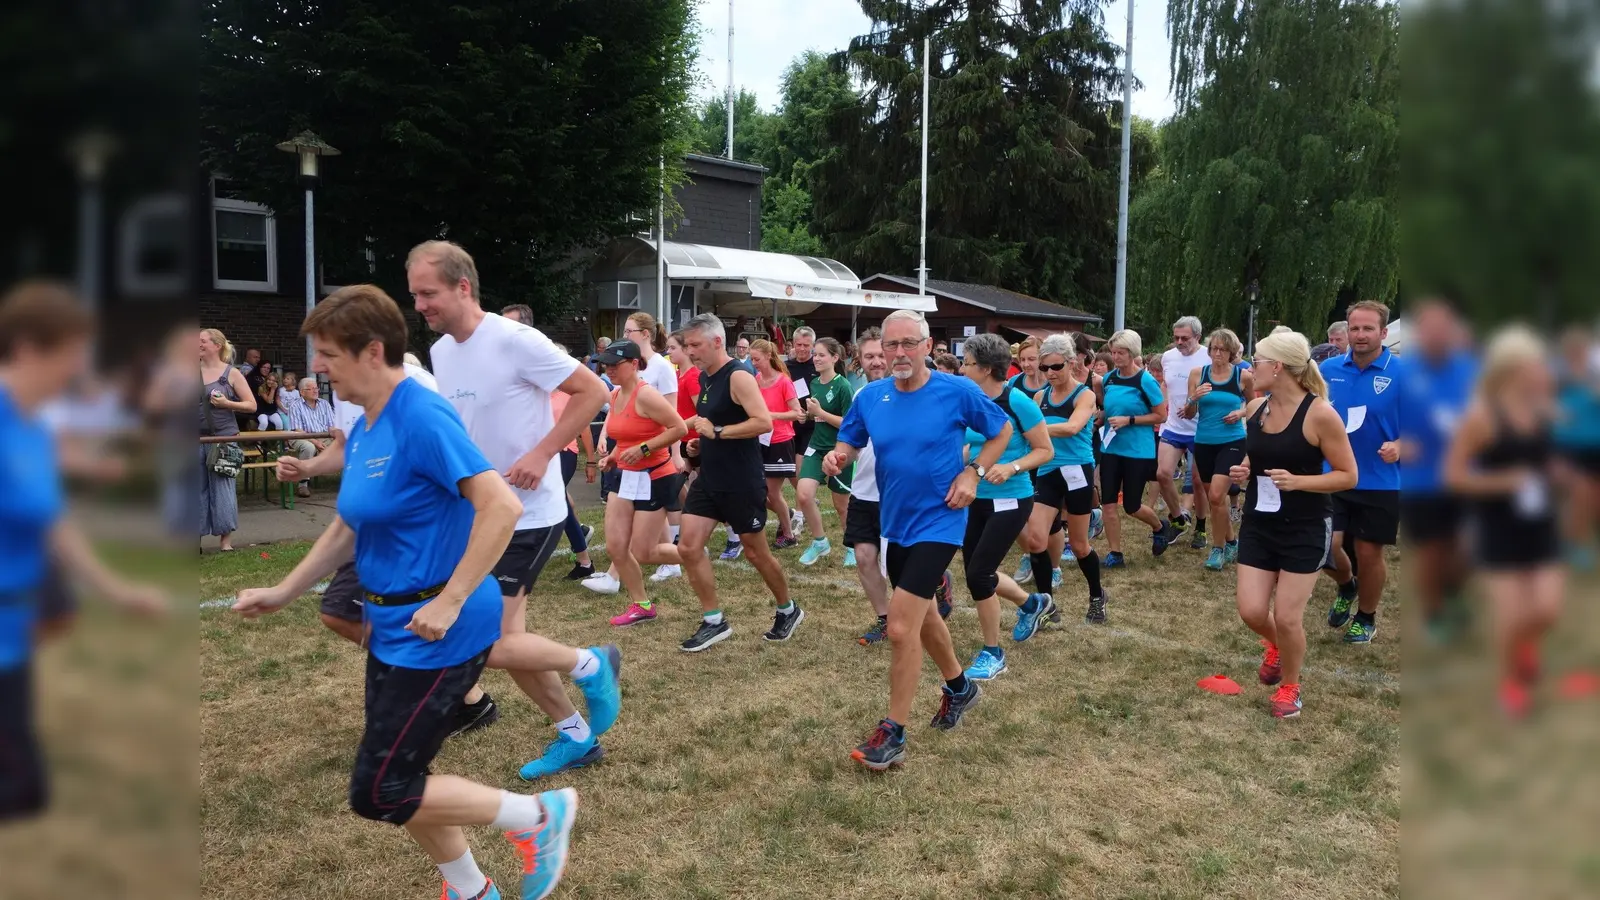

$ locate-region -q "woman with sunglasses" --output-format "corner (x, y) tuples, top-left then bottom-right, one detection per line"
(1182, 328), (1255, 571)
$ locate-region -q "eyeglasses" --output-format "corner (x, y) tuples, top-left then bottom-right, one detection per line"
(1039, 362), (1067, 372)
(881, 338), (926, 352)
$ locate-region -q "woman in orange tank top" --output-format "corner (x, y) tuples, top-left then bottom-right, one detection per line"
(594, 340), (688, 626)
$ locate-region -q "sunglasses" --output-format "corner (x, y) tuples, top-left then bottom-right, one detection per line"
(1039, 362), (1068, 372)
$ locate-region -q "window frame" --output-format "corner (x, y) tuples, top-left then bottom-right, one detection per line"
(211, 189), (278, 293)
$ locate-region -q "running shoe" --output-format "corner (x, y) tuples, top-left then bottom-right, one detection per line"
(1327, 578), (1358, 629)
(929, 681), (983, 730)
(580, 525), (594, 546)
(963, 649), (1007, 681)
(1270, 684), (1302, 718)
(1089, 507), (1105, 539)
(563, 563), (595, 581)
(1051, 567), (1062, 590)
(790, 508), (805, 535)
(1085, 593), (1107, 625)
(1258, 643), (1282, 686)
(1205, 547), (1225, 571)
(609, 603), (656, 627)
(1014, 555), (1034, 583)
(858, 617), (888, 646)
(719, 542), (745, 561)
(1224, 540), (1239, 564)
(843, 547), (856, 567)
(1151, 527), (1173, 557)
(1011, 594), (1055, 642)
(574, 644), (622, 735)
(1061, 544), (1076, 563)
(581, 571), (621, 595)
(851, 720), (907, 771)
(772, 535), (800, 550)
(935, 569), (954, 620)
(763, 605), (806, 642)
(681, 620), (733, 652)
(442, 879), (501, 900)
(649, 565), (681, 582)
(1499, 680), (1532, 720)
(505, 787), (578, 900)
(1343, 617), (1376, 645)
(1190, 529), (1208, 550)
(1103, 551), (1127, 569)
(449, 693), (500, 738)
(518, 733), (605, 782)
(799, 537), (832, 566)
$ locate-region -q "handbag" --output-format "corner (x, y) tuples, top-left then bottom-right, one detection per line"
(209, 442), (245, 478)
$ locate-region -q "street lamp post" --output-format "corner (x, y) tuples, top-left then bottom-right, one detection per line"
(68, 130), (117, 314)
(1246, 279), (1261, 355)
(275, 130), (341, 376)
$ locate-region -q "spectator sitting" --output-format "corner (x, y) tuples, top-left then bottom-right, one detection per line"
(284, 377), (336, 497)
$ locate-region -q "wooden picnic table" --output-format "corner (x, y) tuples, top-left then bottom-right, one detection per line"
(200, 431), (335, 508)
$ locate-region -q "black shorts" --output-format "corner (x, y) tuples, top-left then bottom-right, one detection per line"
(1034, 465), (1097, 517)
(1561, 447), (1600, 477)
(1237, 515), (1333, 575)
(492, 525), (562, 597)
(1402, 494), (1463, 545)
(1193, 440), (1247, 484)
(349, 647), (490, 826)
(885, 541), (960, 600)
(684, 480), (768, 536)
(1332, 490), (1401, 546)
(320, 558), (365, 623)
(844, 497), (881, 547)
(1100, 453), (1157, 514)
(616, 471), (684, 513)
(762, 439), (796, 477)
(0, 661), (45, 822)
(37, 563), (77, 624)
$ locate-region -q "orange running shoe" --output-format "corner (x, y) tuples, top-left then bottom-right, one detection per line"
(1499, 680), (1532, 720)
(1258, 642), (1282, 686)
(1269, 683), (1302, 718)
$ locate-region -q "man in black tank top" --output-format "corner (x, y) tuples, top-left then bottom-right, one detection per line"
(678, 314), (801, 652)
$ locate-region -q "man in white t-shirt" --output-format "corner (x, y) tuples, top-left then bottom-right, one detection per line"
(408, 239), (619, 782)
(1158, 315), (1210, 543)
(842, 330), (892, 645)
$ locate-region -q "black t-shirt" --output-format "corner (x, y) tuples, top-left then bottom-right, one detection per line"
(786, 356), (819, 445)
(696, 358), (763, 491)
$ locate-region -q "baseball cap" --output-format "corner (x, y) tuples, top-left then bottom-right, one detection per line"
(593, 340), (644, 366)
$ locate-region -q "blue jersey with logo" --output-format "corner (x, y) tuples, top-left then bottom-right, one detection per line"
(1101, 368), (1163, 459)
(964, 387), (1045, 500)
(1194, 364), (1249, 445)
(1320, 349), (1401, 491)
(1400, 350), (1477, 495)
(0, 385), (63, 669)
(339, 378), (503, 668)
(838, 372), (1009, 546)
(1034, 383), (1095, 471)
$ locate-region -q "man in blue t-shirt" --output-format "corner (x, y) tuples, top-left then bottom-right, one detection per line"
(1319, 300), (1402, 644)
(825, 310), (1010, 771)
(1399, 299), (1477, 641)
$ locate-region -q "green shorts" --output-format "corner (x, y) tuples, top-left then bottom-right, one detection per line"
(798, 447), (852, 493)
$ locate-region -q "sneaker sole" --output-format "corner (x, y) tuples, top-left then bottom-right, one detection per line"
(850, 747), (907, 771)
(1272, 708), (1302, 719)
(762, 608), (806, 642)
(518, 744), (606, 782)
(680, 628), (734, 653)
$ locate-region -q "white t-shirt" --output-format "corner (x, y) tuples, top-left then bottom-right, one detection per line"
(1160, 345), (1209, 436)
(849, 382), (879, 502)
(429, 313), (579, 531)
(334, 363), (438, 436)
(639, 351), (678, 402)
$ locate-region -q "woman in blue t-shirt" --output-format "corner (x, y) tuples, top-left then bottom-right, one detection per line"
(956, 334), (1054, 682)
(1098, 329), (1178, 567)
(233, 285), (592, 900)
(1181, 328), (1255, 571)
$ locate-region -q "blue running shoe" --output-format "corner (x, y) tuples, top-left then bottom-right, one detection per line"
(719, 542), (744, 561)
(518, 733), (604, 782)
(964, 649), (1008, 681)
(505, 788), (578, 900)
(1103, 551), (1127, 569)
(1014, 555), (1033, 582)
(799, 537), (832, 566)
(1152, 528), (1172, 557)
(1205, 547), (1225, 571)
(1089, 508), (1104, 539)
(1224, 540), (1239, 564)
(1061, 544), (1076, 563)
(1343, 617), (1376, 645)
(1012, 594), (1055, 642)
(1052, 567), (1062, 590)
(575, 644), (621, 736)
(844, 547), (857, 567)
(444, 878), (502, 900)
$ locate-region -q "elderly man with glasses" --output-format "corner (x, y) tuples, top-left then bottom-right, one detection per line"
(284, 377), (336, 497)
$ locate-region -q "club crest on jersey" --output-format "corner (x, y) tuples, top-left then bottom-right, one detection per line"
(1373, 376), (1392, 395)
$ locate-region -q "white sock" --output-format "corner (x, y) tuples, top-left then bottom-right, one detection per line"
(490, 791), (546, 832)
(438, 850), (488, 897)
(669, 524), (680, 542)
(570, 647), (600, 679)
(555, 711), (592, 743)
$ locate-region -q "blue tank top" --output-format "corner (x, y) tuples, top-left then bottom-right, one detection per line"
(1194, 364), (1247, 445)
(1035, 382), (1095, 470)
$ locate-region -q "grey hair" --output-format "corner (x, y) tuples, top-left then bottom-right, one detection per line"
(791, 326), (816, 341)
(684, 313), (726, 346)
(298, 376), (318, 391)
(1173, 315), (1203, 338)
(1328, 321), (1348, 339)
(964, 333), (1013, 381)
(1039, 333), (1076, 361)
(882, 309), (930, 339)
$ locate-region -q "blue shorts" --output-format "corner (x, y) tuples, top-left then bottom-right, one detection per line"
(1160, 430), (1196, 451)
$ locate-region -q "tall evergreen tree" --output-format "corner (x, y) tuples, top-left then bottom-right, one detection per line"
(811, 0), (1125, 311)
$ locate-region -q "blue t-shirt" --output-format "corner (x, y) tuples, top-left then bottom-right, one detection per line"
(1555, 369), (1600, 451)
(339, 378), (503, 668)
(1194, 364), (1248, 445)
(1321, 349), (1401, 491)
(838, 372), (1009, 547)
(0, 386), (63, 669)
(1035, 383), (1096, 471)
(1101, 368), (1163, 459)
(1400, 350), (1477, 495)
(964, 387), (1046, 500)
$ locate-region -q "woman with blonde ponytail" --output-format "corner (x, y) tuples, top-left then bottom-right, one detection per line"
(1227, 330), (1357, 718)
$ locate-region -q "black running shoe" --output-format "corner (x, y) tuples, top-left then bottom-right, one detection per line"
(1085, 593), (1107, 625)
(763, 605), (805, 642)
(858, 617), (889, 646)
(929, 681), (982, 730)
(850, 719), (907, 771)
(935, 569), (954, 620)
(1046, 603), (1062, 626)
(680, 620), (733, 653)
(564, 563), (595, 581)
(449, 693), (500, 738)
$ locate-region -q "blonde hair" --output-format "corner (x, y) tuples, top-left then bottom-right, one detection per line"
(1271, 325), (1294, 336)
(1107, 329), (1143, 358)
(748, 339), (789, 378)
(1253, 330), (1329, 401)
(1206, 327), (1243, 360)
(202, 327), (235, 364)
(1476, 325), (1543, 399)
(406, 240), (480, 302)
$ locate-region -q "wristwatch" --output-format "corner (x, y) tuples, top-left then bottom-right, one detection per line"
(1011, 462), (1021, 475)
(713, 425), (724, 439)
(968, 461), (986, 478)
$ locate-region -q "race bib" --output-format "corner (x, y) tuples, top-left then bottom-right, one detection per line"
(759, 431), (771, 447)
(793, 379), (810, 399)
(804, 446), (817, 457)
(994, 497), (1019, 512)
(1344, 405), (1367, 434)
(619, 469), (652, 501)
(1100, 425), (1119, 447)
(1254, 476), (1282, 513)
(1065, 466), (1088, 490)
(1515, 475), (1549, 518)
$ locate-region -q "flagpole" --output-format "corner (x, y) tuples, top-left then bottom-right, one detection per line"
(726, 0), (736, 159)
(1112, 0), (1133, 333)
(918, 34), (930, 296)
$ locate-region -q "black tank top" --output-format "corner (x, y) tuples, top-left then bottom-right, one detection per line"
(1476, 405), (1554, 526)
(1245, 393), (1331, 520)
(696, 358), (763, 490)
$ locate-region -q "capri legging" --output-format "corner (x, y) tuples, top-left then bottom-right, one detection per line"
(962, 497), (1034, 600)
(558, 449), (588, 554)
(1100, 453), (1157, 515)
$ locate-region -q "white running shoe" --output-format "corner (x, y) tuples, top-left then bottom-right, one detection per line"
(649, 565), (682, 583)
(581, 571), (621, 594)
(790, 509), (805, 535)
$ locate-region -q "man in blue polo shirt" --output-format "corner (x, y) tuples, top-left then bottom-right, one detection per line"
(824, 310), (1011, 771)
(1320, 300), (1402, 644)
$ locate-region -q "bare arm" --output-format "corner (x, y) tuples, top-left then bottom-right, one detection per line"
(634, 386), (689, 449)
(253, 516), (358, 606)
(227, 368), (256, 414)
(1291, 401), (1359, 493)
(50, 518), (164, 610)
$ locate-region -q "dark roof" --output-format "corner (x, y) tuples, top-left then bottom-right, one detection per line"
(866, 274), (1102, 323)
(684, 153), (768, 184)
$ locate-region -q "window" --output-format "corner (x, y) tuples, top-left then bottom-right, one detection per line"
(212, 179), (277, 292)
(118, 193), (187, 297)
